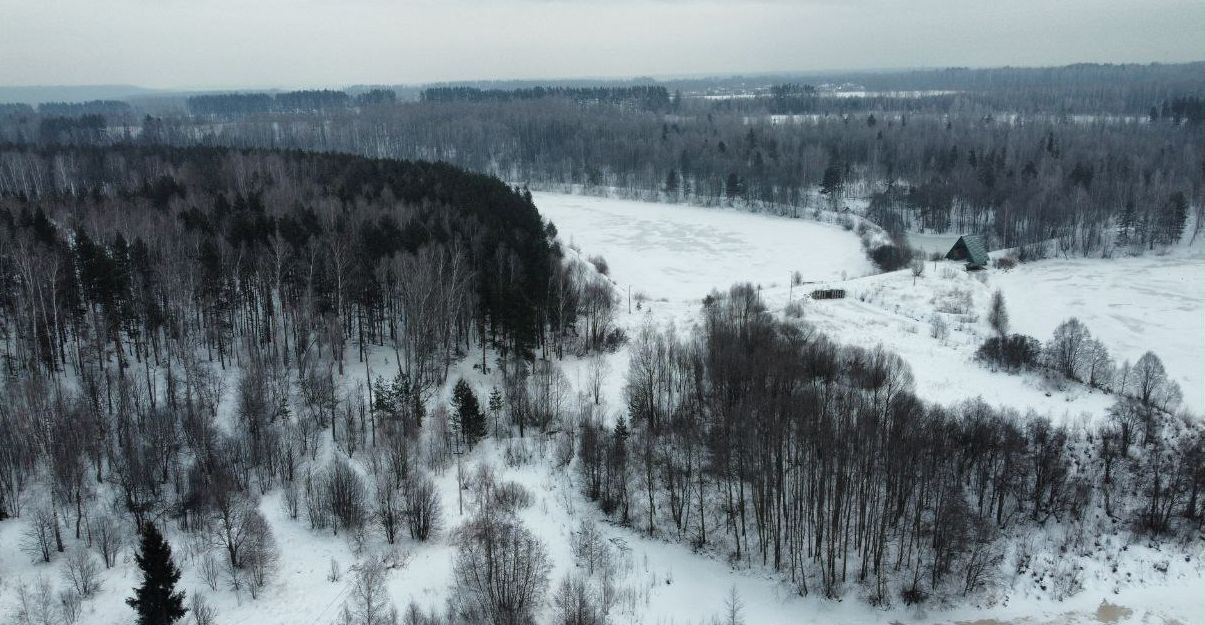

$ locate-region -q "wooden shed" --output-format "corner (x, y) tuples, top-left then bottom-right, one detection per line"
(945, 235), (989, 269)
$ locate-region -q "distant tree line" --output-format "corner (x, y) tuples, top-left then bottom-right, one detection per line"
(184, 89), (397, 117)
(0, 103), (35, 117)
(37, 100), (133, 117)
(1, 63), (1200, 256)
(420, 85), (672, 111)
(1150, 96), (1205, 125)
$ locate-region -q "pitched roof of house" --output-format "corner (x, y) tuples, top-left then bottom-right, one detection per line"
(952, 235), (990, 267)
(944, 232), (992, 266)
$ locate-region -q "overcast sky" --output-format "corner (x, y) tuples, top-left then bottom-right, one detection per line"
(1, 0), (1202, 89)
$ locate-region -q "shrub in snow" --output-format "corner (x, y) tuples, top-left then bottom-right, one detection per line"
(910, 258), (926, 283)
(1050, 560), (1085, 600)
(453, 514), (551, 625)
(402, 473), (442, 542)
(471, 463), (533, 515)
(551, 575), (606, 625)
(309, 458), (369, 536)
(571, 520), (612, 576)
(587, 255), (610, 276)
(933, 287), (973, 314)
(191, 593), (218, 625)
(869, 244), (911, 272)
(89, 514), (125, 569)
(339, 557), (396, 625)
(929, 314), (950, 341)
(200, 552), (221, 591)
(62, 549), (103, 598)
(59, 587), (82, 624)
(976, 334), (1041, 371)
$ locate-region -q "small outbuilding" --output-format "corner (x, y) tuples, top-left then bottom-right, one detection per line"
(945, 235), (990, 269)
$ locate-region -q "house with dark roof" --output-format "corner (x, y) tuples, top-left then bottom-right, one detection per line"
(945, 235), (990, 269)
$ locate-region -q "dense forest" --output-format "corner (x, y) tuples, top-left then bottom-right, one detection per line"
(3, 64), (1199, 255)
(0, 143), (632, 623)
(573, 284), (1202, 603)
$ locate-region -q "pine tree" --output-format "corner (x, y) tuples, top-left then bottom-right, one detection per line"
(820, 163), (843, 196)
(665, 169), (679, 194)
(1158, 192), (1188, 246)
(127, 523), (187, 625)
(452, 379), (485, 447)
(725, 173), (743, 199)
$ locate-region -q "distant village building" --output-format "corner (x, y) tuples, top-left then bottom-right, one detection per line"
(945, 235), (990, 270)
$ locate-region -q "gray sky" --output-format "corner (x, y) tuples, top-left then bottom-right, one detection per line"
(1, 0), (1202, 89)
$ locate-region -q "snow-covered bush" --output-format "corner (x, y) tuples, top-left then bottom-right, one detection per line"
(933, 286), (973, 314)
(930, 314), (950, 341)
(61, 550), (102, 599)
(994, 256), (1018, 271)
(453, 514), (551, 625)
(551, 575), (606, 625)
(571, 520), (613, 576)
(587, 254), (610, 276)
(976, 334), (1041, 371)
(403, 473), (442, 542)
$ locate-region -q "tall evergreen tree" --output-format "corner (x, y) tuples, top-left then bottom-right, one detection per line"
(820, 163), (843, 196)
(127, 523), (188, 625)
(1158, 192), (1188, 246)
(452, 379), (486, 447)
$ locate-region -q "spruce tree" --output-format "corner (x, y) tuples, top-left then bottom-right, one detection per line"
(452, 379), (486, 446)
(127, 523), (187, 625)
(1160, 192), (1188, 246)
(820, 163), (843, 196)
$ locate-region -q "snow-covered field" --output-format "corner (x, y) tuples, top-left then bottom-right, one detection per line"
(992, 255), (1205, 414)
(537, 193), (874, 304)
(537, 192), (1205, 421)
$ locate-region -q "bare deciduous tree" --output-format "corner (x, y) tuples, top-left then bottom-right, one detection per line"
(62, 549), (103, 598)
(453, 514), (551, 625)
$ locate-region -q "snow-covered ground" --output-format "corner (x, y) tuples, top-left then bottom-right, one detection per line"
(537, 192), (1205, 421)
(532, 191), (1205, 624)
(991, 254), (1205, 414)
(2, 193), (1201, 625)
(537, 192), (875, 304)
